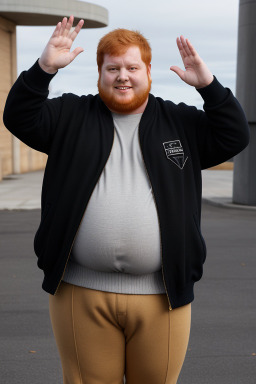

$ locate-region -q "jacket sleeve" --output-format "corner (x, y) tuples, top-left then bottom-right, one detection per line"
(3, 60), (62, 155)
(186, 77), (250, 170)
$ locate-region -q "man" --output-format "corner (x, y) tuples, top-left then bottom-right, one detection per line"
(3, 15), (249, 384)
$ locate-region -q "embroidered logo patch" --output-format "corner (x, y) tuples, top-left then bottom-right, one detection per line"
(163, 140), (188, 170)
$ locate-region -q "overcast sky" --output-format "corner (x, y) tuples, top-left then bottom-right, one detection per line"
(16, 0), (240, 109)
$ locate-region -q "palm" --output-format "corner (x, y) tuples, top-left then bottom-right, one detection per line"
(45, 35), (74, 69)
(170, 36), (213, 88)
(181, 53), (202, 84)
(39, 16), (84, 73)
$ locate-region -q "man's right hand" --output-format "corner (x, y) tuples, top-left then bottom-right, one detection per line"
(38, 15), (84, 74)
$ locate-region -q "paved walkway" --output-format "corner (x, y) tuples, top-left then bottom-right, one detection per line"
(0, 169), (256, 210)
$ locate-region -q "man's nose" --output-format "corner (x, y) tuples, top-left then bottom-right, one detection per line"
(117, 68), (129, 82)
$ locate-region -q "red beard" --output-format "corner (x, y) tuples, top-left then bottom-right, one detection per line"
(98, 77), (152, 114)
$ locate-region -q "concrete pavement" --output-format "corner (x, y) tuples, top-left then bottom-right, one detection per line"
(0, 170), (43, 210)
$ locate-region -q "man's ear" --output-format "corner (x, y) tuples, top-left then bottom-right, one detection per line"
(148, 64), (152, 81)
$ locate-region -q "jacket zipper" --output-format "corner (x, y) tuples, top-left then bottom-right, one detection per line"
(54, 128), (116, 295)
(138, 127), (172, 311)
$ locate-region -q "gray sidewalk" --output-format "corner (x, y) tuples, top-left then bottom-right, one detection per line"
(0, 168), (256, 210)
(0, 171), (43, 210)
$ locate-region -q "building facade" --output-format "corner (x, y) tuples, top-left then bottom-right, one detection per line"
(0, 0), (108, 179)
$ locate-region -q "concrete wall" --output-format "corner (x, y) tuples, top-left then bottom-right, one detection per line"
(0, 15), (47, 179)
(0, 16), (14, 177)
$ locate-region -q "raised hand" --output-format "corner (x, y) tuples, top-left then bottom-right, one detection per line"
(38, 15), (84, 74)
(170, 36), (214, 89)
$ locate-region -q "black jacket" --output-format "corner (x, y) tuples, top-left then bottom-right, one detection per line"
(3, 61), (249, 309)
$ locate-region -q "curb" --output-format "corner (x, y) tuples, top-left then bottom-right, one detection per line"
(202, 197), (256, 211)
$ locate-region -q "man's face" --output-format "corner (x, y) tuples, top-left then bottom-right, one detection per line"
(98, 46), (152, 114)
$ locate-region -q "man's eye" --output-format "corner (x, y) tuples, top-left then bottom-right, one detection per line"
(130, 67), (137, 71)
(109, 68), (117, 71)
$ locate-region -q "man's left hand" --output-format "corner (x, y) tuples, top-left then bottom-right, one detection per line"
(170, 36), (214, 89)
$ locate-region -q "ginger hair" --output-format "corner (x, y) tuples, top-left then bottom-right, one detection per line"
(97, 28), (152, 71)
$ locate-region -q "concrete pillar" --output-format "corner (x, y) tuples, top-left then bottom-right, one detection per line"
(233, 0), (256, 205)
(10, 24), (20, 174)
(0, 15), (17, 176)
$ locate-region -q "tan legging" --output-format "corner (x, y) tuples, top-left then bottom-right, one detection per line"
(49, 282), (191, 384)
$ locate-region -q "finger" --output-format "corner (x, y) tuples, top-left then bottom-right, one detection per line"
(63, 15), (74, 37)
(170, 65), (185, 80)
(59, 17), (68, 36)
(70, 47), (84, 62)
(186, 39), (197, 57)
(70, 19), (85, 41)
(176, 37), (186, 61)
(180, 35), (191, 57)
(51, 21), (62, 38)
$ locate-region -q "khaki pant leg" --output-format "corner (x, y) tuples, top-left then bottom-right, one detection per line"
(49, 282), (125, 384)
(124, 294), (191, 384)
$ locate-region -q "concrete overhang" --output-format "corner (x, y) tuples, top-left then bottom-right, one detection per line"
(0, 0), (108, 28)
